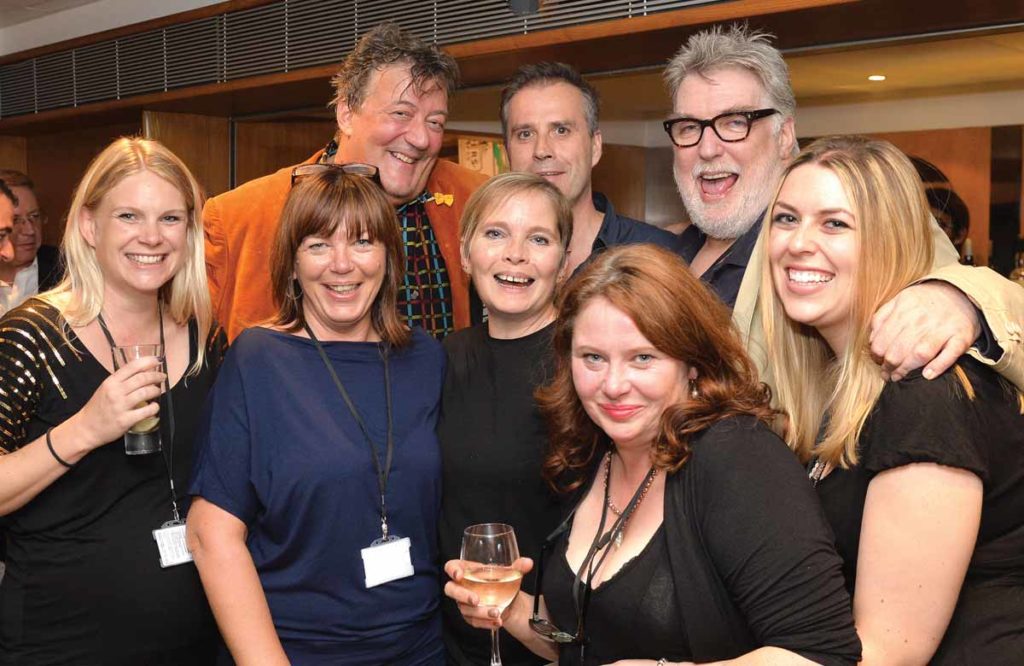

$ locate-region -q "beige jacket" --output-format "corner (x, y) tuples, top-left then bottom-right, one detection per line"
(734, 218), (1024, 391)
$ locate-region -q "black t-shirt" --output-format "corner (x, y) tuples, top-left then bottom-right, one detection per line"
(817, 356), (1024, 664)
(0, 299), (222, 665)
(438, 323), (562, 666)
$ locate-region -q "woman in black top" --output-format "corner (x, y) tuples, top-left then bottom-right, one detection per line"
(0, 138), (221, 665)
(438, 172), (573, 665)
(446, 245), (861, 665)
(762, 135), (1024, 664)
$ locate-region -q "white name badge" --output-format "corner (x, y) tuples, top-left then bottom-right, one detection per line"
(361, 536), (414, 588)
(153, 521), (194, 568)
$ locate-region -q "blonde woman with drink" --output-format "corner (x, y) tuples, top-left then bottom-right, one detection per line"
(438, 172), (572, 666)
(0, 137), (221, 664)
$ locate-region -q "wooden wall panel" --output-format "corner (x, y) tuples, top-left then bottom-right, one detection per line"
(592, 143), (646, 221)
(26, 122), (141, 246)
(0, 136), (27, 173)
(871, 127), (991, 265)
(233, 120), (336, 187)
(644, 145), (689, 232)
(143, 111), (230, 198)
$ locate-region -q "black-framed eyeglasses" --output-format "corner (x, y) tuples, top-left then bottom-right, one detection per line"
(663, 108), (778, 148)
(290, 162), (381, 186)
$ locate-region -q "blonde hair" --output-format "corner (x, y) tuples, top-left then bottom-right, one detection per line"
(760, 135), (934, 466)
(40, 137), (212, 375)
(459, 172), (573, 261)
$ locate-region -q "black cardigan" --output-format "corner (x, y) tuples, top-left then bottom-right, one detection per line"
(664, 415), (860, 664)
(554, 416), (861, 665)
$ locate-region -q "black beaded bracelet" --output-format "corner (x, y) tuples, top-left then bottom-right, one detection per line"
(45, 427), (75, 469)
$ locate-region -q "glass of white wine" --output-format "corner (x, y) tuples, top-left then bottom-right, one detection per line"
(460, 523), (522, 666)
(112, 343), (165, 455)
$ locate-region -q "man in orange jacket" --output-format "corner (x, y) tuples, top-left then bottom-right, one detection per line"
(205, 23), (486, 341)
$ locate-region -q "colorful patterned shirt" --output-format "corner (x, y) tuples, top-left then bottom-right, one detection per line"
(397, 193), (454, 338)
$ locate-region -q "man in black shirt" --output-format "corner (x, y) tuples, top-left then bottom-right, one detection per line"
(500, 62), (683, 275)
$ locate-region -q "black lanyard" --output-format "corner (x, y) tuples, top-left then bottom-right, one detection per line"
(96, 302), (181, 523)
(541, 452), (657, 655)
(304, 323), (395, 540)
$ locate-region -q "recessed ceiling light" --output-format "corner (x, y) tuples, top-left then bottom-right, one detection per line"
(868, 74), (887, 82)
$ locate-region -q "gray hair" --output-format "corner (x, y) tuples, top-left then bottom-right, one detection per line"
(664, 24), (795, 125)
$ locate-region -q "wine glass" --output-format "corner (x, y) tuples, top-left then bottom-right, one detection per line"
(460, 523), (522, 666)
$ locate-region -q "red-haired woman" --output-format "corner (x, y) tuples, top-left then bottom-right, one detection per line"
(446, 244), (860, 665)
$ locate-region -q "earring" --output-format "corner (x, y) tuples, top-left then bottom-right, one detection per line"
(286, 279), (303, 302)
(690, 380), (699, 399)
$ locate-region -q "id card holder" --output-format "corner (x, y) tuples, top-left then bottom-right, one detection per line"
(153, 520), (193, 568)
(361, 536), (414, 588)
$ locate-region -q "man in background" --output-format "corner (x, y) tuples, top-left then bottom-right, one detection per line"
(501, 62), (682, 275)
(205, 23), (486, 341)
(0, 171), (61, 314)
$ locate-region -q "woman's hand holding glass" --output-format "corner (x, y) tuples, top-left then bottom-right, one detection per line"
(444, 555), (534, 630)
(71, 355), (166, 450)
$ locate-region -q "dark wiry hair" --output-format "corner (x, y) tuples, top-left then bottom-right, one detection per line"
(330, 22), (459, 111)
(0, 179), (18, 208)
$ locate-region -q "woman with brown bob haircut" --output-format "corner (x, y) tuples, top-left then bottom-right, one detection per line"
(189, 168), (448, 664)
(447, 245), (860, 665)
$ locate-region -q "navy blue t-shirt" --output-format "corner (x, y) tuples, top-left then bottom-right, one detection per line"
(189, 327), (445, 665)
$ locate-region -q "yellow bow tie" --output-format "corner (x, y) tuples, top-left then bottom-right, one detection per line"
(432, 192), (454, 207)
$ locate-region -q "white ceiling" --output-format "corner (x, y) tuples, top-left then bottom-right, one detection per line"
(0, 0), (100, 28)
(0, 0), (221, 55)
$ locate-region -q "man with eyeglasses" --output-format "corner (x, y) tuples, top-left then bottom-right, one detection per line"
(204, 22), (486, 342)
(665, 24), (1024, 387)
(0, 172), (60, 315)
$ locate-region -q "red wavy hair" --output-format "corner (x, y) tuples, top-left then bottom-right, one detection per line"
(536, 244), (776, 492)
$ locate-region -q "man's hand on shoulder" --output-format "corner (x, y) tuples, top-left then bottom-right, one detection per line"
(870, 281), (980, 382)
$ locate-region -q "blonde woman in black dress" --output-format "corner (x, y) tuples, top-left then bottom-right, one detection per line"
(0, 138), (221, 665)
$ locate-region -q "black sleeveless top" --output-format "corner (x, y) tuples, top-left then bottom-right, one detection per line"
(542, 525), (689, 666)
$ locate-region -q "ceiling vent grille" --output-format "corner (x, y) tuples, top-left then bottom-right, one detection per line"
(0, 0), (726, 119)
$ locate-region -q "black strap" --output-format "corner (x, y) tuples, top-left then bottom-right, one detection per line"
(97, 302), (180, 522)
(303, 323), (395, 539)
(545, 452), (656, 650)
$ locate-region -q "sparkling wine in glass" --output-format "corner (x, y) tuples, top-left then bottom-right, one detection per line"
(461, 523), (522, 666)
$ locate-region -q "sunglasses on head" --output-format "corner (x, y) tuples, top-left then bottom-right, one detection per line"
(290, 162), (381, 186)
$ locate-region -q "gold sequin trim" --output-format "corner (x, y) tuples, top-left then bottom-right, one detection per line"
(0, 331), (65, 400)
